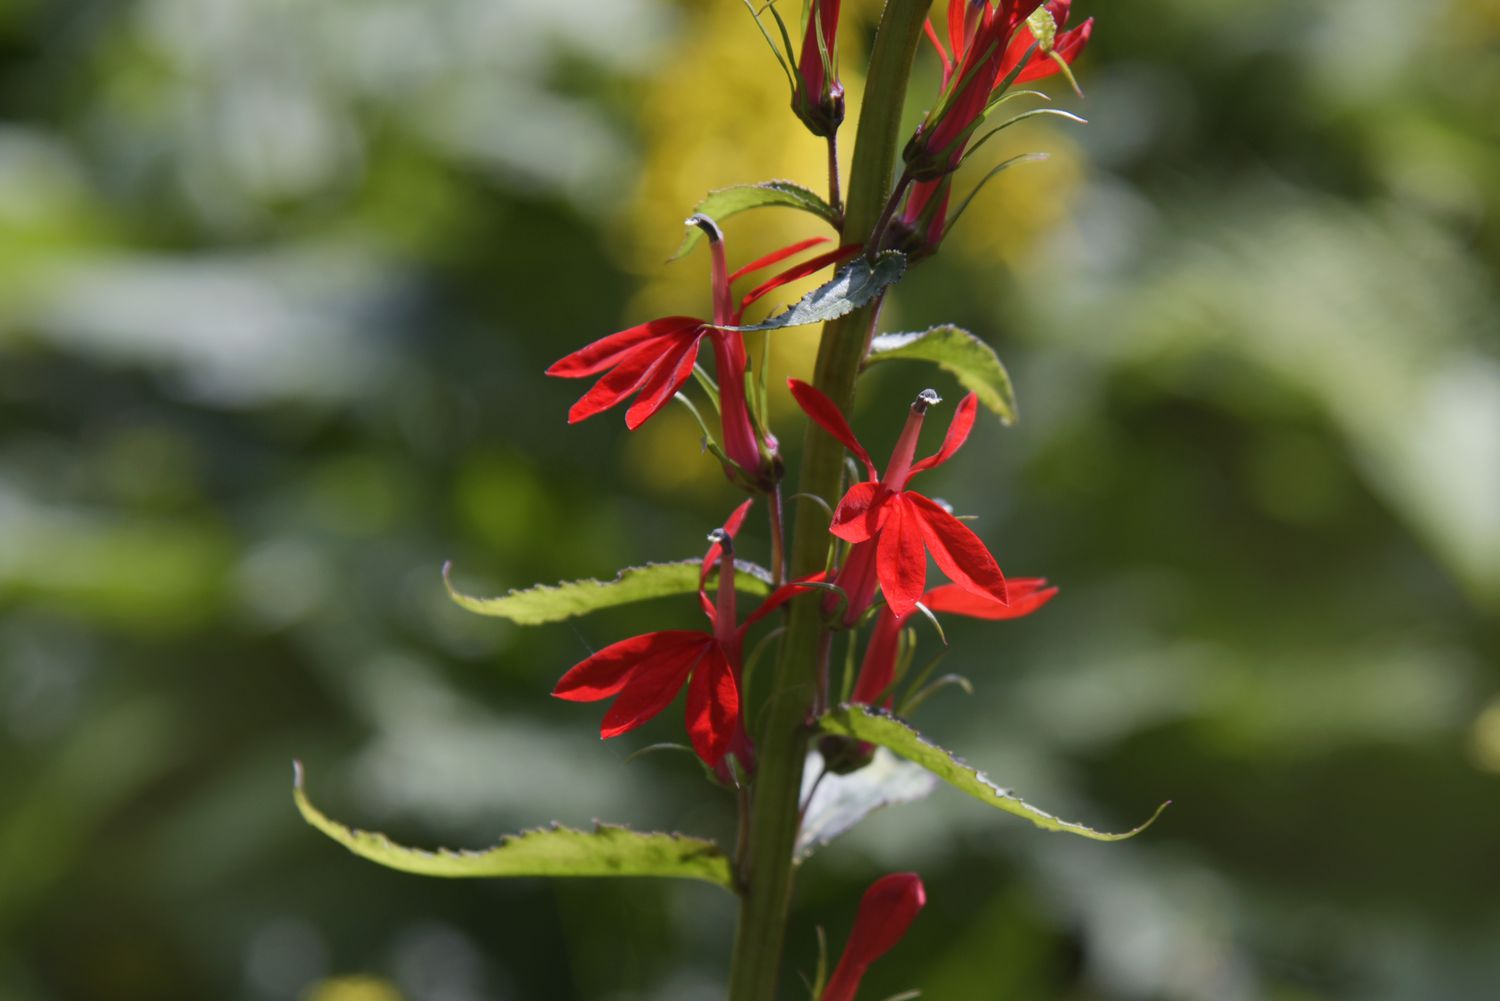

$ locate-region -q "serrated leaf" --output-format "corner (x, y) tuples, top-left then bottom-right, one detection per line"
(797, 749), (939, 859)
(444, 558), (772, 626)
(293, 763), (734, 889)
(866, 325), (1018, 425)
(728, 252), (906, 333)
(672, 181), (838, 260)
(815, 705), (1167, 840)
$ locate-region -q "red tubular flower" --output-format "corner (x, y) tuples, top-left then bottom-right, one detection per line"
(853, 578), (1057, 707)
(820, 872), (926, 1001)
(895, 2), (1092, 255)
(907, 0), (1092, 179)
(794, 0), (845, 137)
(908, 0), (1044, 177)
(551, 500), (822, 772)
(548, 218), (856, 491)
(789, 379), (1009, 624)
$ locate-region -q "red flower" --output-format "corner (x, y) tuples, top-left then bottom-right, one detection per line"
(551, 500), (822, 771)
(794, 0), (845, 137)
(1002, 0), (1094, 88)
(909, 0), (1092, 177)
(548, 218), (855, 490)
(820, 872), (926, 1001)
(909, 0), (1043, 176)
(789, 379), (1009, 623)
(853, 578), (1057, 707)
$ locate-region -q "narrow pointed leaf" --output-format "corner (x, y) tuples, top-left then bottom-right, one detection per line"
(672, 180), (838, 260)
(444, 559), (771, 626)
(727, 252), (906, 332)
(816, 705), (1168, 840)
(293, 763), (734, 889)
(797, 749), (939, 859)
(866, 325), (1018, 424)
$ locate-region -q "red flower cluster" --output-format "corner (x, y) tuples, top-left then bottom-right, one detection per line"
(911, 0), (1093, 174)
(789, 379), (1009, 624)
(551, 500), (821, 773)
(548, 216), (855, 490)
(898, 0), (1093, 250)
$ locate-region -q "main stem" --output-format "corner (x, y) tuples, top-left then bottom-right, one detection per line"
(727, 3), (928, 998)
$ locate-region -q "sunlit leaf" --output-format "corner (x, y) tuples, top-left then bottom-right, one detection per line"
(728, 252), (906, 332)
(815, 705), (1167, 840)
(672, 180), (838, 260)
(443, 558), (771, 626)
(866, 325), (1018, 424)
(797, 749), (939, 859)
(293, 763), (734, 889)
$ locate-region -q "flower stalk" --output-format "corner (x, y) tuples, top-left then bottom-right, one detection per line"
(726, 2), (933, 997)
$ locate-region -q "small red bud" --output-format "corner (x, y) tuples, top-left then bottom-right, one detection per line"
(820, 872), (926, 1001)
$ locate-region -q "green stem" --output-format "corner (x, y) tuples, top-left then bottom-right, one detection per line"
(727, 3), (928, 998)
(826, 133), (844, 224)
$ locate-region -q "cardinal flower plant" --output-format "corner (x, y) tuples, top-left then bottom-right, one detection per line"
(294, 3), (1163, 998)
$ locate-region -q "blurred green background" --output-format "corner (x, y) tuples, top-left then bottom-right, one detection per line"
(2, 0), (1498, 998)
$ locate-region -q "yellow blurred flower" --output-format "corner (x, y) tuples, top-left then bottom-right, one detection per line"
(301, 974), (405, 1001)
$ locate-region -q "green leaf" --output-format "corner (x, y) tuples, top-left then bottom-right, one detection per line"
(866, 325), (1018, 425)
(729, 252), (906, 333)
(797, 749), (939, 859)
(293, 763), (735, 890)
(672, 181), (838, 260)
(815, 706), (1168, 840)
(444, 558), (772, 626)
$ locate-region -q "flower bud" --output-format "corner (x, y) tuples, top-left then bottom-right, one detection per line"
(793, 0), (845, 137)
(820, 873), (927, 1001)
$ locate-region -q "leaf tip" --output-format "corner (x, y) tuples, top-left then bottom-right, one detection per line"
(441, 561), (461, 596)
(291, 759), (305, 790)
(1125, 800), (1172, 838)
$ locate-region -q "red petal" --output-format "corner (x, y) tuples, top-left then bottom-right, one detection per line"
(876, 498), (927, 620)
(905, 492), (1008, 604)
(701, 498), (756, 584)
(947, 0), (966, 59)
(923, 18), (952, 83)
(788, 379), (876, 478)
(739, 571), (829, 632)
(684, 650), (739, 767)
(737, 244), (861, 318)
(625, 334), (702, 430)
(830, 481), (890, 543)
(999, 12), (1036, 77)
(1014, 18), (1092, 83)
(924, 578), (1056, 619)
(565, 338), (674, 424)
(728, 236), (831, 284)
(910, 392), (978, 475)
(851, 608), (903, 706)
(598, 635), (713, 738)
(547, 316), (702, 378)
(552, 630), (707, 702)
